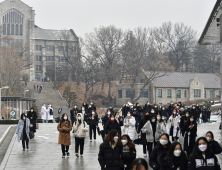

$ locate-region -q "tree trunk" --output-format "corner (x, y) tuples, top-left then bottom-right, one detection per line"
(92, 84), (94, 93)
(108, 81), (111, 99)
(102, 80), (105, 89)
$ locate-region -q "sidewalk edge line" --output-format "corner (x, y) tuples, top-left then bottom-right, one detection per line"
(0, 125), (13, 146)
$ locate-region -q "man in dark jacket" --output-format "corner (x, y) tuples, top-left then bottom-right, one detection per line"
(143, 101), (153, 113)
(70, 105), (79, 125)
(102, 110), (111, 128)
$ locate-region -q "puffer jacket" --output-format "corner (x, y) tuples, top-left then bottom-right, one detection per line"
(98, 137), (124, 170)
(104, 119), (121, 135)
(123, 116), (136, 140)
(73, 113), (89, 138)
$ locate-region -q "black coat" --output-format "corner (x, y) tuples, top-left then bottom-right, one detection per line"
(149, 142), (171, 170)
(104, 119), (121, 135)
(102, 115), (109, 126)
(179, 116), (189, 135)
(137, 119), (148, 144)
(122, 106), (130, 118)
(98, 137), (123, 170)
(87, 113), (98, 127)
(27, 111), (37, 132)
(188, 152), (221, 170)
(143, 104), (153, 113)
(184, 122), (197, 156)
(121, 146), (136, 170)
(190, 109), (199, 119)
(209, 140), (222, 155)
(70, 109), (79, 123)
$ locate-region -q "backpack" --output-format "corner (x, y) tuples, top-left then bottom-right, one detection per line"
(49, 109), (53, 115)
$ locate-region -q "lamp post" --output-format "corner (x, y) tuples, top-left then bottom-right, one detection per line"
(0, 86), (9, 120)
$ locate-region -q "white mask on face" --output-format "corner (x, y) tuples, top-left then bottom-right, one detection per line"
(186, 114), (189, 117)
(157, 117), (161, 120)
(89, 106), (91, 108)
(151, 111), (154, 113)
(25, 114), (27, 116)
(159, 139), (168, 145)
(78, 117), (81, 120)
(190, 118), (194, 122)
(108, 112), (111, 115)
(23, 117), (26, 120)
(127, 114), (131, 117)
(173, 112), (176, 114)
(174, 150), (181, 157)
(180, 108), (184, 111)
(82, 108), (85, 111)
(162, 108), (165, 110)
(192, 107), (195, 109)
(176, 106), (179, 108)
(206, 137), (212, 142)
(114, 136), (118, 142)
(121, 140), (128, 145)
(92, 112), (95, 115)
(137, 105), (139, 106)
(31, 110), (33, 112)
(198, 145), (207, 152)
(154, 106), (157, 108)
(116, 116), (119, 118)
(151, 119), (156, 122)
(74, 106), (77, 108)
(64, 117), (67, 120)
(111, 118), (115, 121)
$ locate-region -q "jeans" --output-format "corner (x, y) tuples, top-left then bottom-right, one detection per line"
(75, 137), (85, 155)
(90, 126), (96, 140)
(61, 145), (69, 155)
(22, 139), (29, 148)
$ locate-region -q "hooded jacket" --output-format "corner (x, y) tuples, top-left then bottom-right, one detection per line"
(73, 113), (89, 138)
(123, 116), (136, 140)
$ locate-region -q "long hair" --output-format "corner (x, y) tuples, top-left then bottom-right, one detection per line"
(59, 113), (70, 127)
(185, 114), (196, 127)
(107, 129), (120, 146)
(165, 142), (187, 167)
(121, 134), (135, 154)
(206, 131), (214, 140)
(159, 133), (170, 142)
(143, 112), (150, 124)
(20, 113), (26, 120)
(131, 158), (148, 170)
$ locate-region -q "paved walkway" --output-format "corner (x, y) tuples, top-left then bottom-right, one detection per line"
(0, 125), (11, 139)
(0, 121), (222, 170)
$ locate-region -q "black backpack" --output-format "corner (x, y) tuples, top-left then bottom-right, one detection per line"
(49, 109), (53, 115)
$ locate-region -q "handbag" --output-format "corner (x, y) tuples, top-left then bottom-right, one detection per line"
(29, 131), (34, 139)
(36, 123), (39, 129)
(97, 126), (101, 135)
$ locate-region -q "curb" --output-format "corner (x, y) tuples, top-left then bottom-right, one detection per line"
(0, 126), (16, 170)
(0, 125), (13, 146)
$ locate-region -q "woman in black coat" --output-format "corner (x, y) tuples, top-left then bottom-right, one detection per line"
(149, 133), (171, 170)
(184, 114), (197, 157)
(158, 142), (187, 170)
(206, 131), (222, 155)
(137, 111), (150, 157)
(27, 107), (37, 133)
(179, 112), (190, 137)
(98, 129), (123, 170)
(121, 134), (136, 170)
(87, 110), (98, 141)
(104, 114), (121, 135)
(70, 105), (79, 125)
(188, 137), (221, 170)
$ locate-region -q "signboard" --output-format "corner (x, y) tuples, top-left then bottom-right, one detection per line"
(10, 110), (16, 119)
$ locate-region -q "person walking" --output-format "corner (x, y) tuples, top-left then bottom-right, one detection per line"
(188, 137), (221, 170)
(33, 84), (36, 90)
(180, 112), (190, 137)
(36, 85), (39, 91)
(98, 129), (123, 170)
(156, 112), (167, 133)
(122, 103), (130, 118)
(184, 114), (197, 157)
(70, 105), (79, 125)
(82, 101), (88, 113)
(168, 109), (180, 142)
(73, 113), (89, 157)
(121, 134), (136, 170)
(47, 104), (54, 123)
(132, 106), (139, 131)
(27, 107), (37, 133)
(15, 113), (33, 151)
(81, 106), (88, 121)
(123, 111), (136, 140)
(41, 104), (47, 122)
(206, 107), (211, 122)
(206, 131), (222, 155)
(87, 110), (98, 142)
(102, 109), (111, 128)
(57, 113), (72, 158)
(158, 141), (188, 170)
(105, 113), (121, 137)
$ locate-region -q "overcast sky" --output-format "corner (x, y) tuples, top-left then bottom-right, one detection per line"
(8, 0), (217, 38)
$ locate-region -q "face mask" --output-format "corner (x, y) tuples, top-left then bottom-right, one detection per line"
(186, 114), (189, 117)
(110, 107), (112, 109)
(25, 114), (27, 116)
(89, 106), (91, 108)
(137, 105), (139, 106)
(157, 117), (161, 120)
(74, 106), (77, 108)
(134, 109), (136, 110)
(171, 103), (173, 105)
(154, 106), (157, 108)
(151, 111), (154, 113)
(198, 145), (207, 152)
(190, 118), (194, 122)
(91, 103), (93, 105)
(127, 114), (131, 117)
(116, 116), (119, 118)
(78, 117), (81, 120)
(151, 119), (156, 122)
(203, 107), (205, 109)
(147, 103), (150, 105)
(197, 105), (199, 106)
(111, 118), (115, 121)
(176, 106), (179, 108)
(162, 108), (165, 110)
(82, 108), (85, 110)
(174, 150), (181, 157)
(192, 107), (195, 109)
(114, 136), (118, 142)
(64, 117), (67, 120)
(23, 117), (26, 120)
(121, 140), (128, 145)
(126, 105), (129, 107)
(180, 108), (184, 111)
(206, 137), (212, 142)
(173, 112), (176, 114)
(159, 139), (168, 145)
(31, 110), (33, 112)
(108, 112), (111, 115)
(92, 112), (95, 115)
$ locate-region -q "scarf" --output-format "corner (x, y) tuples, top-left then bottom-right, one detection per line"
(109, 118), (115, 124)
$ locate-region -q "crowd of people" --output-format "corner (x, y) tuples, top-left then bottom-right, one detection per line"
(15, 100), (222, 170)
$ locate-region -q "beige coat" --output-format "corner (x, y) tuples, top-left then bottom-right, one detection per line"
(73, 113), (89, 138)
(57, 121), (72, 146)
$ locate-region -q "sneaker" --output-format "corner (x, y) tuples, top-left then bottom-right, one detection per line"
(67, 152), (70, 157)
(23, 148), (25, 151)
(75, 153), (79, 157)
(90, 140), (92, 142)
(143, 154), (147, 157)
(27, 146), (29, 150)
(80, 154), (83, 157)
(62, 155), (65, 158)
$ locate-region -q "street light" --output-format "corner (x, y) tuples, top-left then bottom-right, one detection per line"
(0, 86), (9, 119)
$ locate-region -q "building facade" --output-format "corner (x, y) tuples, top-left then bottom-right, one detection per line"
(116, 71), (221, 105)
(0, 0), (79, 81)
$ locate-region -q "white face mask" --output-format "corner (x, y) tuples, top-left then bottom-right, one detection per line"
(154, 106), (157, 108)
(186, 114), (189, 117)
(25, 114), (27, 116)
(121, 140), (128, 145)
(91, 103), (93, 105)
(116, 116), (119, 118)
(111, 118), (115, 121)
(23, 117), (26, 120)
(151, 111), (154, 113)
(157, 117), (161, 120)
(176, 106), (179, 108)
(74, 106), (77, 108)
(206, 137), (212, 142)
(108, 112), (111, 115)
(114, 136), (118, 142)
(92, 112), (95, 115)
(198, 145), (207, 152)
(180, 108), (184, 111)
(192, 107), (195, 109)
(31, 110), (33, 112)
(82, 108), (85, 111)
(151, 119), (156, 122)
(64, 117), (67, 120)
(137, 105), (139, 106)
(190, 118), (194, 122)
(171, 103), (173, 105)
(162, 108), (165, 110)
(134, 109), (136, 110)
(78, 117), (81, 120)
(89, 106), (91, 108)
(173, 112), (176, 114)
(174, 150), (181, 157)
(159, 139), (168, 145)
(127, 114), (131, 117)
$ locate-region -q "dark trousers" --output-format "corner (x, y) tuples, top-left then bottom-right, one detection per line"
(75, 137), (85, 155)
(61, 145), (69, 155)
(22, 139), (29, 148)
(48, 120), (53, 123)
(90, 126), (96, 140)
(147, 142), (153, 156)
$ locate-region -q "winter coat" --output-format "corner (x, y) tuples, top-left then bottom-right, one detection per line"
(80, 111), (88, 121)
(102, 114), (110, 126)
(137, 119), (148, 144)
(209, 140), (222, 155)
(27, 111), (37, 132)
(82, 103), (88, 112)
(41, 105), (47, 120)
(141, 121), (164, 143)
(46, 107), (54, 120)
(70, 108), (79, 123)
(188, 152), (221, 170)
(132, 110), (139, 127)
(121, 145), (136, 170)
(57, 120), (72, 146)
(190, 109), (199, 119)
(143, 104), (153, 113)
(73, 113), (89, 138)
(104, 119), (121, 135)
(149, 142), (171, 170)
(123, 116), (136, 140)
(207, 109), (211, 119)
(159, 121), (167, 133)
(180, 115), (189, 136)
(168, 115), (180, 138)
(16, 119), (32, 142)
(122, 106), (130, 118)
(87, 114), (98, 128)
(184, 122), (197, 154)
(98, 137), (124, 170)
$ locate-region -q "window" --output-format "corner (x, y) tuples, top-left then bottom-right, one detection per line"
(46, 45), (54, 51)
(7, 24), (10, 35)
(58, 46), (65, 51)
(184, 90), (187, 98)
(15, 24), (18, 35)
(20, 24), (23, 35)
(167, 89), (171, 98)
(140, 89), (148, 98)
(140, 79), (145, 83)
(46, 56), (55, 61)
(194, 89), (201, 97)
(35, 65), (41, 71)
(210, 91), (214, 98)
(158, 89), (162, 98)
(126, 89), (135, 98)
(177, 90), (181, 98)
(36, 56), (42, 61)
(3, 24), (6, 35)
(35, 45), (42, 51)
(59, 56), (68, 62)
(219, 91), (221, 96)
(11, 24), (14, 35)
(204, 90), (206, 98)
(118, 90), (122, 98)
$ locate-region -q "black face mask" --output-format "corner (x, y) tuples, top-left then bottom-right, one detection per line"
(145, 115), (150, 120)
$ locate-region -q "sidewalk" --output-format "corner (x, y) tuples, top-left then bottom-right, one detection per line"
(0, 125), (11, 139)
